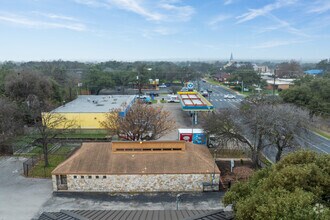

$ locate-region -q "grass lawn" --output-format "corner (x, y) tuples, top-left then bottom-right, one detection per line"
(29, 146), (76, 178)
(210, 148), (249, 158)
(11, 135), (40, 152)
(57, 129), (108, 139)
(311, 128), (330, 139)
(28, 147), (43, 155)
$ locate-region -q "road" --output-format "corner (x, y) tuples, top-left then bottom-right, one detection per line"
(199, 81), (243, 109)
(200, 80), (330, 161)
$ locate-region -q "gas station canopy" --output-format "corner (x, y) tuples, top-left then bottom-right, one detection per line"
(177, 91), (214, 111)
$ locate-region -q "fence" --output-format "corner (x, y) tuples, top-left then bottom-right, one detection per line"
(22, 144), (80, 177)
(23, 154), (42, 177)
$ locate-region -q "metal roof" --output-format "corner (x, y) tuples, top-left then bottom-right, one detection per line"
(38, 210), (233, 220)
(51, 95), (136, 113)
(304, 69), (324, 75)
(177, 92), (214, 112)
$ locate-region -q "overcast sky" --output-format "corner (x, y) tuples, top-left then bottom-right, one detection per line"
(0, 0), (329, 61)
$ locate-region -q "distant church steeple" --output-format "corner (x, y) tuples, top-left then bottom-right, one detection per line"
(230, 52), (234, 62)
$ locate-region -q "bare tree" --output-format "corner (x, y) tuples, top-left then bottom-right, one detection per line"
(265, 104), (309, 162)
(36, 112), (77, 167)
(202, 109), (270, 167)
(0, 98), (23, 154)
(202, 100), (309, 166)
(276, 60), (303, 78)
(101, 101), (176, 141)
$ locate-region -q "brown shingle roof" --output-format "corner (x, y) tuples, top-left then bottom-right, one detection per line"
(52, 141), (220, 175)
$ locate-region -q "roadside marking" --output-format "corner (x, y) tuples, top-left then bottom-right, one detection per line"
(310, 130), (330, 141)
(295, 136), (328, 154)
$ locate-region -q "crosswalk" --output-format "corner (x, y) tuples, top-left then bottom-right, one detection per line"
(210, 98), (242, 102)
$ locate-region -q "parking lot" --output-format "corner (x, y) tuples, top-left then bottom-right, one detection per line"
(0, 157), (52, 220)
(157, 100), (195, 140)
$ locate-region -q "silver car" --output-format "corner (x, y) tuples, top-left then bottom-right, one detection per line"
(224, 94), (236, 99)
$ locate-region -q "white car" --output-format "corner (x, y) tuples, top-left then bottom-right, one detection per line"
(224, 94), (236, 99)
(158, 84), (167, 88)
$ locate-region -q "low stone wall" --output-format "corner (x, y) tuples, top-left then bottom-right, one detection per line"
(52, 173), (220, 192)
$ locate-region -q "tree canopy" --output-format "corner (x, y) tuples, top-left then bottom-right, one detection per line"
(223, 151), (330, 220)
(280, 76), (330, 116)
(101, 101), (176, 141)
(229, 66), (261, 88)
(0, 97), (23, 153)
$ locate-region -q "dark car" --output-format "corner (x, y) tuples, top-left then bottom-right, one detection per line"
(148, 92), (159, 97)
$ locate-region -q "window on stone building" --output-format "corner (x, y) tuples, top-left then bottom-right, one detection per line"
(103, 176), (107, 179)
(88, 176), (92, 179)
(73, 176), (77, 179)
(96, 176), (99, 179)
(81, 176), (84, 179)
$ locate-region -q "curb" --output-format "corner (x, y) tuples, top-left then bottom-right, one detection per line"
(310, 130), (330, 141)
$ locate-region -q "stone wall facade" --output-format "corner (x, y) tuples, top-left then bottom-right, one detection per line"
(52, 173), (220, 192)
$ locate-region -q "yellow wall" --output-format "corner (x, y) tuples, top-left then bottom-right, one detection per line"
(42, 112), (112, 129)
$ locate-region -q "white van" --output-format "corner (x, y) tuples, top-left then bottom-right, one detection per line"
(166, 94), (180, 103)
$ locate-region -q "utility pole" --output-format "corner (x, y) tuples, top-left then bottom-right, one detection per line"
(273, 69), (276, 96)
(241, 81), (244, 94)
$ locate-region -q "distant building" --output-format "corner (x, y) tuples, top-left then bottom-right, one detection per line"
(304, 69), (324, 75)
(230, 52), (234, 62)
(266, 78), (294, 90)
(42, 95), (136, 129)
(252, 64), (269, 73)
(213, 72), (231, 82)
(52, 141), (220, 192)
(223, 53), (235, 69)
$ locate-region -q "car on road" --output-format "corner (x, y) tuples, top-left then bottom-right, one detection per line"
(158, 83), (167, 88)
(148, 92), (159, 97)
(201, 90), (208, 97)
(224, 94), (236, 99)
(181, 87), (188, 92)
(202, 79), (206, 82)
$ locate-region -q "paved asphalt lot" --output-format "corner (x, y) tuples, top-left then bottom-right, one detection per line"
(0, 157), (52, 220)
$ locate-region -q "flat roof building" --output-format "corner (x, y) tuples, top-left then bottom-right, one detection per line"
(43, 95), (136, 129)
(52, 141), (220, 192)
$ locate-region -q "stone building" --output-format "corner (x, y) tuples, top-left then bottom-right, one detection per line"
(52, 141), (220, 192)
